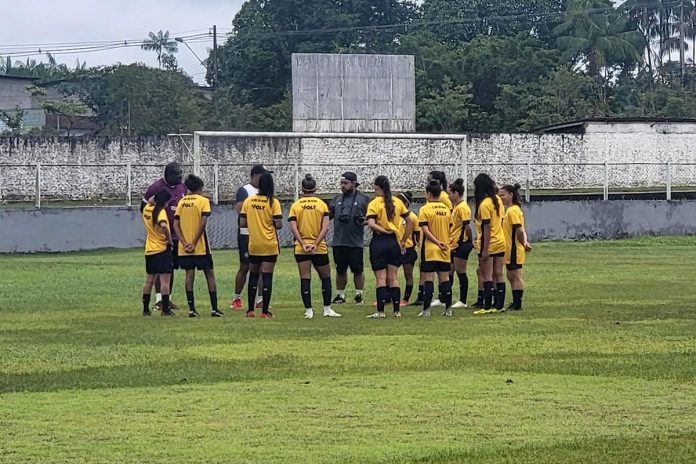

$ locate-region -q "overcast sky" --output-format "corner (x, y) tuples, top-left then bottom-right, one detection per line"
(0, 0), (246, 84)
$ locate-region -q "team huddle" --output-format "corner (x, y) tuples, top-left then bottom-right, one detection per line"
(140, 162), (531, 319)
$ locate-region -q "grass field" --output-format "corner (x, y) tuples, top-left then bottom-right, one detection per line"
(1, 236), (696, 463)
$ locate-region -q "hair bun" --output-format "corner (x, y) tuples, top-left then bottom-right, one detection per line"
(304, 174), (314, 181)
(513, 183), (521, 190)
(428, 179), (440, 186)
(454, 178), (464, 186)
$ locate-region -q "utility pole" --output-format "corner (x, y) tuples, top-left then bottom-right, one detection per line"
(212, 25), (218, 88)
(680, 0), (686, 86)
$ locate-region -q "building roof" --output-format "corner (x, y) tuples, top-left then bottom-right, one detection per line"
(532, 117), (696, 134)
(0, 74), (40, 81)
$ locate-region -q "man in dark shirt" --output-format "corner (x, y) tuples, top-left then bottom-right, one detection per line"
(142, 161), (187, 310)
(329, 172), (370, 304)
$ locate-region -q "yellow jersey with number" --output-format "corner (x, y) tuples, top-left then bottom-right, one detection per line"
(240, 194), (282, 256)
(450, 200), (472, 250)
(174, 194), (211, 256)
(366, 196), (410, 241)
(143, 204), (169, 255)
(288, 196), (330, 255)
(418, 201), (452, 263)
(504, 204), (526, 265)
(475, 195), (505, 255)
(430, 191), (452, 210)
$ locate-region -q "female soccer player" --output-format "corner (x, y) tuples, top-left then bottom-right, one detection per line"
(289, 174), (341, 319)
(397, 192), (420, 305)
(427, 171), (452, 210)
(365, 175), (414, 318)
(499, 183), (532, 310)
(240, 172), (282, 318)
(472, 173), (506, 315)
(448, 178), (473, 309)
(417, 180), (453, 316)
(142, 188), (174, 316)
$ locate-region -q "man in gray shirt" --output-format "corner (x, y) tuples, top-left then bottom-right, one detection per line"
(329, 172), (371, 304)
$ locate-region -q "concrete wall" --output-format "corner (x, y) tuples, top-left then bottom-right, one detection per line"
(1, 200), (694, 253)
(292, 54), (416, 133)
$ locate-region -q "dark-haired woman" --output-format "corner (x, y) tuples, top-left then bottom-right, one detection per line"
(142, 188), (174, 316)
(500, 184), (532, 311)
(289, 174), (341, 319)
(397, 192), (420, 305)
(428, 171), (453, 210)
(366, 175), (414, 318)
(472, 173), (506, 315)
(240, 172), (283, 318)
(448, 178), (473, 309)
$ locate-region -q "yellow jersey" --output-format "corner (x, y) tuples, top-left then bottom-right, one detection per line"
(429, 191), (452, 210)
(366, 196), (410, 241)
(174, 194), (211, 256)
(240, 194), (282, 256)
(450, 200), (472, 250)
(142, 204), (170, 255)
(402, 211), (420, 249)
(288, 196), (330, 255)
(418, 201), (452, 263)
(475, 195), (505, 255)
(504, 204), (526, 265)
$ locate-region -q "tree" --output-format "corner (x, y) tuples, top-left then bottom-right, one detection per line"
(0, 107), (25, 136)
(141, 30), (179, 68)
(417, 78), (476, 132)
(42, 99), (89, 136)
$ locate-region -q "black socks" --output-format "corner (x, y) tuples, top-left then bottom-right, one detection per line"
(301, 278), (312, 309)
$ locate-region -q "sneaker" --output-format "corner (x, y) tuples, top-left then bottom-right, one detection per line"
(143, 309), (151, 316)
(154, 301), (163, 311)
(161, 310), (176, 317)
(332, 295), (346, 304)
(417, 309), (431, 317)
(473, 308), (493, 315)
(442, 309), (453, 317)
(451, 301), (467, 309)
(245, 310), (255, 318)
(394, 311), (402, 318)
(260, 311), (275, 319)
(430, 299), (444, 308)
(230, 297), (243, 310)
(304, 309), (314, 319)
(366, 312), (385, 318)
(323, 309), (342, 318)
(400, 300), (408, 307)
(188, 309), (200, 318)
(211, 309), (224, 317)
(490, 308), (506, 314)
(354, 294), (364, 305)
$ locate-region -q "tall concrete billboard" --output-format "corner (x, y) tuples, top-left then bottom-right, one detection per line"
(292, 53), (416, 133)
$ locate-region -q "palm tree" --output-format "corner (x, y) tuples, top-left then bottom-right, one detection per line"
(620, 0), (661, 82)
(141, 30), (178, 68)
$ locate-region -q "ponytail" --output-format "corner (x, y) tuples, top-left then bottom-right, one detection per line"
(501, 183), (522, 207)
(374, 175), (395, 220)
(152, 188), (172, 228)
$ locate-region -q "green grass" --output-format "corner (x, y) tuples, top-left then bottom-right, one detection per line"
(1, 236), (696, 463)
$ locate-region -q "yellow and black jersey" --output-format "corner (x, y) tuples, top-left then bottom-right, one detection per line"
(450, 200), (472, 250)
(288, 196), (330, 255)
(366, 196), (410, 241)
(402, 211), (420, 249)
(504, 204), (526, 265)
(142, 204), (169, 255)
(430, 191), (452, 210)
(174, 194), (211, 256)
(240, 194), (282, 256)
(418, 201), (452, 263)
(475, 195), (505, 255)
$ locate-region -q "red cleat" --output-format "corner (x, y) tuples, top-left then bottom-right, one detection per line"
(230, 297), (243, 310)
(259, 311), (275, 319)
(245, 310), (255, 318)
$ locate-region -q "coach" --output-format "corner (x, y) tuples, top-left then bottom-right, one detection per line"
(329, 172), (370, 305)
(142, 161), (187, 310)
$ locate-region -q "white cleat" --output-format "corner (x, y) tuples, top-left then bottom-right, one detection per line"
(366, 312), (386, 318)
(417, 309), (431, 317)
(323, 308), (342, 318)
(442, 309), (453, 317)
(304, 309), (314, 319)
(451, 301), (468, 309)
(430, 299), (444, 308)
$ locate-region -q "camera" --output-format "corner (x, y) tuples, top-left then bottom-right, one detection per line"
(338, 213), (350, 223)
(354, 215), (365, 224)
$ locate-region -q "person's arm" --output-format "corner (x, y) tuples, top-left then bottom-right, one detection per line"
(272, 199), (283, 230)
(188, 216), (208, 252)
(235, 187), (248, 214)
(400, 214), (414, 252)
(367, 218), (392, 235)
(289, 220), (312, 253)
(481, 221), (491, 258)
(421, 224), (448, 251)
(515, 224), (532, 252)
(464, 222), (473, 242)
(313, 215), (331, 252)
(240, 216), (248, 229)
(173, 218), (187, 249)
(159, 220), (173, 246)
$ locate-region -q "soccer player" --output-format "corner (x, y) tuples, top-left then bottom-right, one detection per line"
(417, 180), (453, 317)
(397, 192), (420, 305)
(365, 175), (414, 318)
(231, 164), (272, 310)
(142, 161), (186, 311)
(472, 173), (506, 315)
(329, 172), (371, 305)
(173, 175), (224, 318)
(141, 188), (175, 317)
(240, 172), (282, 318)
(427, 171), (453, 210)
(500, 183), (532, 311)
(448, 178), (473, 309)
(288, 174), (341, 319)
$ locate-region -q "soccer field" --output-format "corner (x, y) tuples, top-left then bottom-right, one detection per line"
(1, 237), (696, 463)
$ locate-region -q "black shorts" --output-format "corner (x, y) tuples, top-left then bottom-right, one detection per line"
(369, 234), (402, 271)
(421, 260), (451, 273)
(145, 249), (173, 275)
(238, 234), (250, 265)
(178, 254), (214, 270)
(478, 251), (505, 259)
(295, 254), (330, 267)
(452, 240), (474, 261)
(506, 263), (523, 271)
(249, 254), (278, 264)
(333, 246), (364, 274)
(401, 247), (417, 266)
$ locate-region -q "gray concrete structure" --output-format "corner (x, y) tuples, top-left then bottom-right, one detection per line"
(292, 53), (416, 133)
(1, 200), (694, 253)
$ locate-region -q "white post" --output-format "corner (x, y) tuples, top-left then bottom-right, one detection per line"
(461, 138), (468, 199)
(213, 162), (219, 205)
(193, 132), (201, 176)
(603, 162), (609, 201)
(35, 163), (41, 209)
(294, 159), (300, 201)
(126, 163), (132, 207)
(525, 162), (531, 203)
(666, 160), (672, 201)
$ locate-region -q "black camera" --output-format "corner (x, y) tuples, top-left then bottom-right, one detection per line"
(354, 214), (365, 224)
(338, 213), (350, 223)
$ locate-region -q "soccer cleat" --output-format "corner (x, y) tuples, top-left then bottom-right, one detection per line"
(211, 309), (224, 317)
(143, 309), (152, 316)
(400, 300), (408, 307)
(442, 309), (453, 317)
(490, 308), (506, 314)
(417, 309), (431, 317)
(154, 301), (163, 311)
(366, 312), (386, 318)
(393, 311), (402, 318)
(354, 294), (364, 305)
(473, 308), (493, 315)
(245, 310), (255, 318)
(161, 309), (176, 317)
(188, 309), (200, 318)
(323, 309), (342, 318)
(507, 303), (522, 311)
(169, 301), (179, 310)
(230, 297), (243, 310)
(260, 311), (275, 319)
(430, 299), (444, 308)
(304, 309), (314, 319)
(332, 295), (346, 304)
(451, 301), (468, 309)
